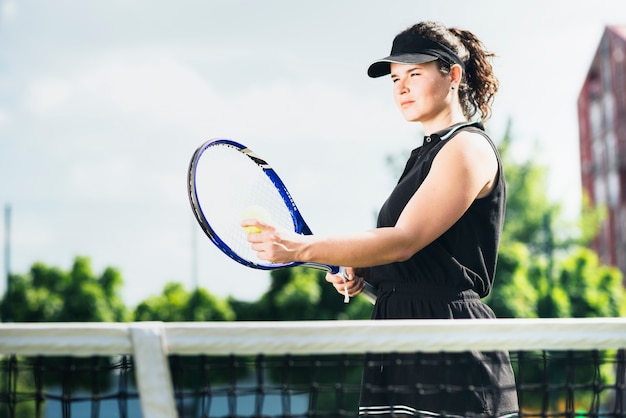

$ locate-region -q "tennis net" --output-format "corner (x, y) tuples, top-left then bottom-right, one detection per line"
(0, 318), (624, 417)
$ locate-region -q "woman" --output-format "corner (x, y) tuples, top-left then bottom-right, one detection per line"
(243, 21), (519, 417)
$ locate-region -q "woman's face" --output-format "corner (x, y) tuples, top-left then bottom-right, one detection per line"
(390, 61), (451, 123)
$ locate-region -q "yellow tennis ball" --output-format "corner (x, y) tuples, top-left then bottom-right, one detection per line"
(243, 225), (262, 234)
(241, 205), (272, 234)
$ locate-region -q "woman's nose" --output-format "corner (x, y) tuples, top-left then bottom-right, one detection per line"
(395, 79), (408, 95)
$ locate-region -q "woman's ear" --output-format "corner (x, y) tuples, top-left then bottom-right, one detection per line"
(450, 64), (463, 87)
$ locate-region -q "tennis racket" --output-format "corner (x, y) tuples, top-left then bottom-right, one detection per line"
(187, 138), (377, 304)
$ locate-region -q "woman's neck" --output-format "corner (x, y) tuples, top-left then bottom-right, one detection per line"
(422, 118), (467, 136)
(420, 106), (467, 136)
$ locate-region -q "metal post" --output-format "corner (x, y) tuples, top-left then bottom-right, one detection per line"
(4, 204), (11, 322)
(4, 204), (10, 295)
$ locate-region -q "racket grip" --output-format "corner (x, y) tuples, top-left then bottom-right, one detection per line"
(339, 267), (350, 304)
(330, 266), (378, 305)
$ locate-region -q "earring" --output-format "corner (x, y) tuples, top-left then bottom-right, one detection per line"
(451, 86), (455, 90)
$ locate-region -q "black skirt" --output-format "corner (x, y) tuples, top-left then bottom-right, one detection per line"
(358, 283), (519, 417)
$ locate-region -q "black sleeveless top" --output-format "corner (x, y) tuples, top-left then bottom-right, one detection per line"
(369, 122), (506, 317)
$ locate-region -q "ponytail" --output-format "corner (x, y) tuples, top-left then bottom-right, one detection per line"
(448, 28), (499, 121)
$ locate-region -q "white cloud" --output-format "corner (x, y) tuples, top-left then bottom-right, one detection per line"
(23, 78), (73, 114)
(78, 56), (218, 128)
(0, 107), (11, 128)
(1, 0), (16, 22)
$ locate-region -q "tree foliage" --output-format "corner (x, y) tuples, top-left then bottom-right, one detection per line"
(1, 256), (129, 322)
(134, 282), (235, 322)
(230, 267), (372, 321)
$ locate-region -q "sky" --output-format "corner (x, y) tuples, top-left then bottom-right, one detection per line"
(1, 0), (625, 307)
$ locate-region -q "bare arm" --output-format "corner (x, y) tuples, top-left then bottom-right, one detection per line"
(243, 131), (498, 268)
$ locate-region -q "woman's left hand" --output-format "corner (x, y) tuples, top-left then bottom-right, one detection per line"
(325, 267), (365, 298)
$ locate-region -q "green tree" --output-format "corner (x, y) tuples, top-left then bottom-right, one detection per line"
(485, 242), (540, 318)
(134, 282), (235, 322)
(0, 256), (130, 322)
(551, 247), (625, 318)
(230, 268), (373, 321)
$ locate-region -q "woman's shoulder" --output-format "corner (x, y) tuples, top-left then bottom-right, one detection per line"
(443, 127), (496, 160)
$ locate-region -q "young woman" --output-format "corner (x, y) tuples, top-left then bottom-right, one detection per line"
(243, 21), (519, 417)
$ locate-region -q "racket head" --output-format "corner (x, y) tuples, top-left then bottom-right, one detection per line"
(188, 138), (314, 271)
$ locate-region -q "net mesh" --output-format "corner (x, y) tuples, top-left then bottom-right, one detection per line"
(0, 355), (140, 418)
(0, 319), (625, 418)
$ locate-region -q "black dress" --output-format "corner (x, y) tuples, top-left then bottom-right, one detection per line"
(358, 123), (519, 417)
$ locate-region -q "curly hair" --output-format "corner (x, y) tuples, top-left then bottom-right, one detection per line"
(399, 21), (499, 121)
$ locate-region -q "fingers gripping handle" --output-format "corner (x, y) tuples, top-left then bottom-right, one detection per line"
(330, 266), (378, 305)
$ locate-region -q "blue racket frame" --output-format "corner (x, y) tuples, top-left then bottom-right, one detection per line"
(188, 138), (340, 274)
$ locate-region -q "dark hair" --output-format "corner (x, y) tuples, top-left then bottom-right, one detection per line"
(400, 21), (499, 121)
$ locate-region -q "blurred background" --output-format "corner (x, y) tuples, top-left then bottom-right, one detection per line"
(1, 0), (625, 308)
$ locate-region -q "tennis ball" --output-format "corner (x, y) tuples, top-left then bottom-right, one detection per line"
(241, 205), (272, 234)
(243, 225), (262, 234)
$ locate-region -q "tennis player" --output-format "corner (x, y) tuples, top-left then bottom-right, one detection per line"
(244, 21), (519, 417)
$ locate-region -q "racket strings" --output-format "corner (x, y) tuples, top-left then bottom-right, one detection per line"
(193, 143), (294, 266)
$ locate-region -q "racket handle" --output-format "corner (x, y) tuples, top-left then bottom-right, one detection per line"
(330, 265), (377, 305)
(337, 266), (350, 303)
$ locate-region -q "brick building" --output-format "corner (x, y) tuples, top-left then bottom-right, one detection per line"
(578, 25), (626, 281)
